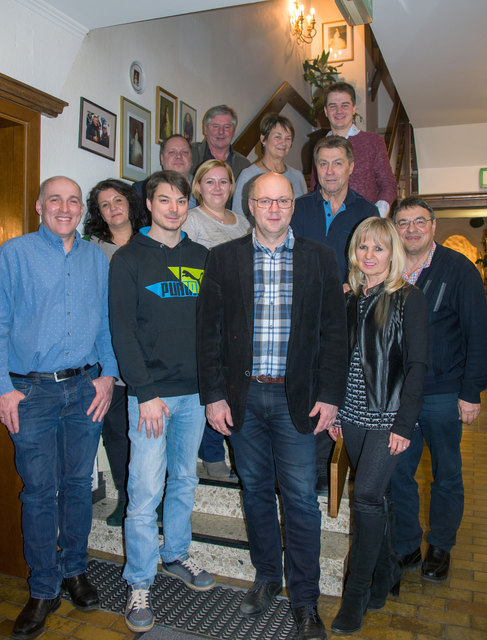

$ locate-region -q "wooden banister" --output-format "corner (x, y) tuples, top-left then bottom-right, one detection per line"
(233, 81), (315, 157)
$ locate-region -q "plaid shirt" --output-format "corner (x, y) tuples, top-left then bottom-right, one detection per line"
(252, 227), (294, 377)
(403, 242), (436, 284)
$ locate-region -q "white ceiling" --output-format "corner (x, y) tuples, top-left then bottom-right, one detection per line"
(21, 0), (487, 129)
(371, 0), (487, 128)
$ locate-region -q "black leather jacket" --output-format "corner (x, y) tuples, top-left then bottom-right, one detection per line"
(346, 282), (429, 438)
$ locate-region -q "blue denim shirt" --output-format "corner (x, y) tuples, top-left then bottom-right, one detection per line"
(0, 224), (118, 394)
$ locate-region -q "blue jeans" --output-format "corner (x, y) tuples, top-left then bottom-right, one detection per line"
(230, 381), (321, 608)
(123, 393), (205, 586)
(390, 392), (464, 554)
(10, 365), (101, 599)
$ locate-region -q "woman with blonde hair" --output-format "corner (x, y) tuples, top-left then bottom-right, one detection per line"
(330, 217), (429, 635)
(183, 159), (250, 251)
(183, 159), (250, 478)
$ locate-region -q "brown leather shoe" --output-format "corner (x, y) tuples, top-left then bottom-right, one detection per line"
(11, 595), (61, 640)
(62, 573), (99, 610)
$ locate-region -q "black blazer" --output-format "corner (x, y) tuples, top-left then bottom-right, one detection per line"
(197, 233), (348, 434)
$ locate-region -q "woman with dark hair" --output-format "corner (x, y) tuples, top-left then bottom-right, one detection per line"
(84, 178), (148, 526)
(329, 217), (428, 635)
(232, 113), (307, 216)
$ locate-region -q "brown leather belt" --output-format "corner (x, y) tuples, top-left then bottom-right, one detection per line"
(251, 375), (285, 384)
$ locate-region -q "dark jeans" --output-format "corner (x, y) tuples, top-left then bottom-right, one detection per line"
(390, 392), (463, 554)
(10, 365), (102, 599)
(101, 384), (129, 494)
(230, 381), (321, 608)
(341, 422), (398, 516)
(198, 422), (226, 463)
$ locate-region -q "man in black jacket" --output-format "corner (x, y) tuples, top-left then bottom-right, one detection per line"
(391, 196), (487, 582)
(197, 172), (348, 640)
(109, 171), (214, 634)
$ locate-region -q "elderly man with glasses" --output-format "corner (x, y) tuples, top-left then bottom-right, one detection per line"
(390, 196), (487, 582)
(197, 172), (348, 640)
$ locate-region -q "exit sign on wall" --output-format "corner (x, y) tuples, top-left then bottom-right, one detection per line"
(480, 168), (487, 188)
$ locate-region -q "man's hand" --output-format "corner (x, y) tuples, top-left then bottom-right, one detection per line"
(389, 433), (410, 456)
(458, 399), (481, 425)
(138, 397), (170, 439)
(206, 399), (233, 435)
(86, 376), (115, 423)
(309, 402), (338, 435)
(0, 390), (25, 434)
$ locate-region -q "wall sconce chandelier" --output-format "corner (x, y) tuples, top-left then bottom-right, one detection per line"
(289, 1), (316, 44)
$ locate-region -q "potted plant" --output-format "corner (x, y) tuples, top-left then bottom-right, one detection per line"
(302, 49), (341, 126)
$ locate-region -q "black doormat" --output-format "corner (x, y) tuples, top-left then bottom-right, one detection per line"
(85, 558), (298, 639)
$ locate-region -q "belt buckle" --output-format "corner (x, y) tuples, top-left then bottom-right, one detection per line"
(54, 371), (69, 382)
(255, 375), (265, 384)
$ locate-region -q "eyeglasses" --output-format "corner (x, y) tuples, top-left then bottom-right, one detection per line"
(251, 198), (294, 209)
(395, 216), (432, 230)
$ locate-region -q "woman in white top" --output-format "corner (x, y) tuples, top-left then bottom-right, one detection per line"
(183, 159), (251, 250)
(232, 113), (307, 216)
(183, 160), (251, 479)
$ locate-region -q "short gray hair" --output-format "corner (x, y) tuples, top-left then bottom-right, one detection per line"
(38, 176), (82, 204)
(203, 105), (238, 130)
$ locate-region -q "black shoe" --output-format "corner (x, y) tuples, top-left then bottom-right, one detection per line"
(239, 580), (282, 616)
(316, 475), (328, 496)
(421, 544), (450, 582)
(397, 547), (422, 571)
(62, 573), (99, 610)
(293, 604), (327, 639)
(331, 591), (368, 635)
(11, 595), (61, 640)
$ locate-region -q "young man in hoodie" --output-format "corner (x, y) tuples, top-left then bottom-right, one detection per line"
(109, 170), (214, 633)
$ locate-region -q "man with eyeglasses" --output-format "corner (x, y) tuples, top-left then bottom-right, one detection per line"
(134, 135), (197, 215)
(190, 105), (250, 187)
(390, 196), (487, 582)
(197, 172), (348, 639)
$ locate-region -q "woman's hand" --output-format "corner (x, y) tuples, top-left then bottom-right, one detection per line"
(389, 432), (410, 455)
(328, 424), (342, 441)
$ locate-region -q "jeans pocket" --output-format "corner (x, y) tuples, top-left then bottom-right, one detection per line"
(12, 380), (38, 403)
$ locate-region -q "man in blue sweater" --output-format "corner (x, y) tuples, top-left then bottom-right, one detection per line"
(391, 196), (487, 581)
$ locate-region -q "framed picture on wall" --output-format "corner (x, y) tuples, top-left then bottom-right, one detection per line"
(323, 20), (353, 63)
(120, 96), (151, 182)
(156, 86), (178, 143)
(78, 97), (117, 161)
(179, 101), (197, 143)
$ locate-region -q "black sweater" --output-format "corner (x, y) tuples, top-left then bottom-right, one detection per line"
(415, 244), (487, 402)
(109, 229), (208, 402)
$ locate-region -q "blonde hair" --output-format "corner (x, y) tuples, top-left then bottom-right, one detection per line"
(348, 217), (406, 295)
(192, 159), (236, 205)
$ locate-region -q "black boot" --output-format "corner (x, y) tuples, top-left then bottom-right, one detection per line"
(368, 497), (402, 610)
(331, 508), (386, 635)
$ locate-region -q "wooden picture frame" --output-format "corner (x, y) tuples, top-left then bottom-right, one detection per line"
(323, 20), (354, 63)
(179, 101), (197, 143)
(156, 86), (177, 143)
(78, 97), (116, 161)
(120, 96), (151, 182)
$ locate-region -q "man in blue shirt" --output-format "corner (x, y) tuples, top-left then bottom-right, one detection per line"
(0, 176), (118, 640)
(291, 136), (378, 495)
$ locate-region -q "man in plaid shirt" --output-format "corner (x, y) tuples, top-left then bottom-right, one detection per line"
(197, 172), (348, 640)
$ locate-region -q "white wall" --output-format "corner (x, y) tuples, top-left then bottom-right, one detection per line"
(416, 123), (487, 194)
(3, 0), (314, 205)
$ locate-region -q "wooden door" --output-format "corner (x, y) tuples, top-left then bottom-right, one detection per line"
(0, 99), (41, 577)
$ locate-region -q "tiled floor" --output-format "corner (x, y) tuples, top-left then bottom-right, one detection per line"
(1, 398), (486, 639)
